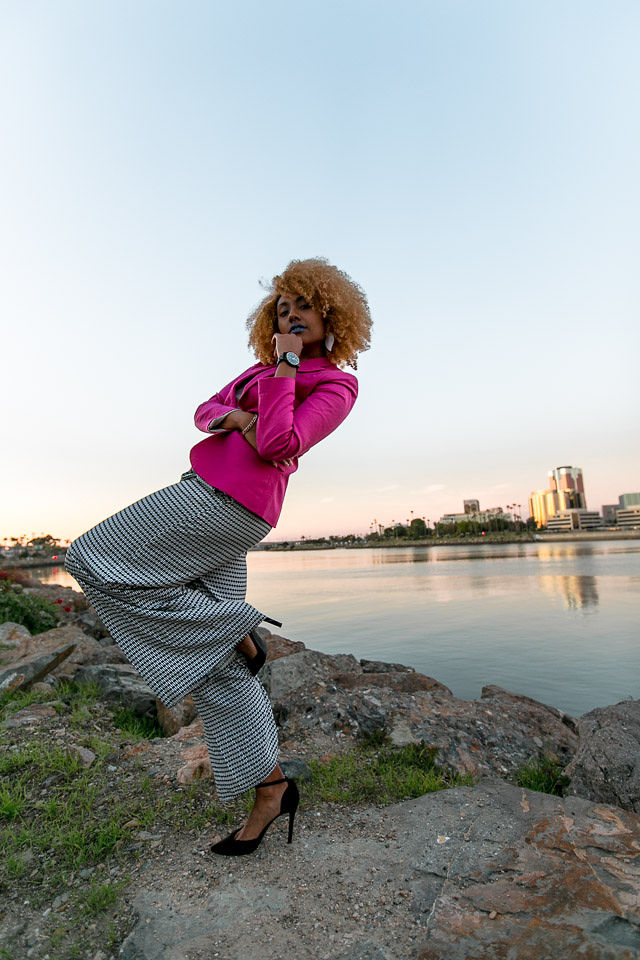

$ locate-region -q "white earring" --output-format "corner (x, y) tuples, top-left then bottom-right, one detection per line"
(325, 331), (335, 351)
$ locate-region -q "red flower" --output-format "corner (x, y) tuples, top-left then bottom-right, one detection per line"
(56, 599), (63, 604)
(64, 606), (71, 612)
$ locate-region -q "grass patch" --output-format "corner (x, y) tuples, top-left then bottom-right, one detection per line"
(78, 878), (127, 916)
(307, 740), (474, 805)
(514, 754), (570, 796)
(0, 677), (102, 718)
(112, 707), (165, 740)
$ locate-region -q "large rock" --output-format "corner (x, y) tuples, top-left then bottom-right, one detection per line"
(0, 644), (75, 694)
(276, 674), (578, 780)
(564, 699), (640, 812)
(120, 781), (640, 960)
(0, 621), (32, 648)
(75, 664), (157, 718)
(337, 672), (451, 695)
(263, 632), (306, 662)
(0, 625), (121, 677)
(260, 649), (362, 702)
(156, 696), (197, 736)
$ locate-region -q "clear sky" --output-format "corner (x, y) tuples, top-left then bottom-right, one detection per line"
(2, 1), (639, 543)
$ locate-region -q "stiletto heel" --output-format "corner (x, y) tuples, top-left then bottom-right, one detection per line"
(209, 777), (299, 857)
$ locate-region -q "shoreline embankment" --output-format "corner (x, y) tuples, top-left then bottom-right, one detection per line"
(2, 528), (639, 564)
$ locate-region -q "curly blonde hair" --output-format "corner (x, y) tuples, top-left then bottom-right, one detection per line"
(246, 257), (372, 370)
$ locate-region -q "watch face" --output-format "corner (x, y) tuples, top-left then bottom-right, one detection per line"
(285, 352), (300, 365)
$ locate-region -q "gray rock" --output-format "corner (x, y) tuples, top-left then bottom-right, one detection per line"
(279, 757), (313, 782)
(75, 664), (157, 718)
(278, 677), (578, 779)
(0, 621), (31, 647)
(335, 948), (389, 960)
(156, 696), (197, 736)
(121, 883), (288, 959)
(564, 698), (640, 812)
(0, 644), (75, 694)
(119, 781), (640, 960)
(360, 659), (414, 673)
(1, 625), (113, 678)
(260, 649), (362, 702)
(3, 702), (58, 728)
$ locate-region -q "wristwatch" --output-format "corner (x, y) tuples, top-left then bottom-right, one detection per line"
(277, 351), (300, 368)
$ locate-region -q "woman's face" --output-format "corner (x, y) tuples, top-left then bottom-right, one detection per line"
(276, 294), (326, 349)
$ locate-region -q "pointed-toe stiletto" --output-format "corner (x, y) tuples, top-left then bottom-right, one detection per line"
(209, 777), (299, 857)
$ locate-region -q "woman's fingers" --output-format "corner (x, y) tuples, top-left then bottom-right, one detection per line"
(271, 332), (303, 357)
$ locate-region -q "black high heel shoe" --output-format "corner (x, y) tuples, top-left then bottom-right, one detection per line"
(241, 617), (282, 677)
(209, 777), (299, 857)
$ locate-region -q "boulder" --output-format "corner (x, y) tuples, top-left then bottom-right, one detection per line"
(276, 675), (578, 780)
(260, 649), (362, 702)
(156, 696), (197, 736)
(0, 644), (76, 694)
(264, 632), (306, 662)
(564, 699), (640, 812)
(336, 672), (451, 695)
(75, 664), (157, 719)
(360, 659), (415, 673)
(120, 781), (640, 960)
(0, 625), (112, 677)
(0, 622), (31, 648)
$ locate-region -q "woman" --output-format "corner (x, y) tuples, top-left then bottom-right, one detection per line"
(65, 257), (371, 856)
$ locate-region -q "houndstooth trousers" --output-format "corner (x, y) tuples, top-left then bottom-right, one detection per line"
(65, 469), (279, 801)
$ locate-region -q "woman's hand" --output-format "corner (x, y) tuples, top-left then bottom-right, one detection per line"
(271, 332), (302, 359)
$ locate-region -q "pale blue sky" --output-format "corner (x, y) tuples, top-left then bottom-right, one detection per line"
(2, 1), (639, 541)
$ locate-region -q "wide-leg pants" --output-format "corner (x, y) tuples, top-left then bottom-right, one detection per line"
(65, 469), (279, 800)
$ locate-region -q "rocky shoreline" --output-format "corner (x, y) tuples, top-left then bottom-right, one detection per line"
(1, 575), (639, 959)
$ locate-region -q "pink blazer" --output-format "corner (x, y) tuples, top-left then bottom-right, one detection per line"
(190, 357), (358, 527)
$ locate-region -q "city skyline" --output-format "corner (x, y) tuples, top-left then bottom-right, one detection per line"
(2, 3), (639, 543)
(4, 478), (639, 546)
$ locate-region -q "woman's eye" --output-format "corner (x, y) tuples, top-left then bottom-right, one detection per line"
(301, 303), (310, 310)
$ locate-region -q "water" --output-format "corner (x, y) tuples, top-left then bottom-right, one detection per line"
(27, 540), (639, 716)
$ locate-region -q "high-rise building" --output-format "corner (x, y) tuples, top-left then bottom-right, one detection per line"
(619, 492), (640, 509)
(529, 466), (588, 528)
(529, 489), (560, 528)
(463, 499), (480, 515)
(548, 466), (587, 509)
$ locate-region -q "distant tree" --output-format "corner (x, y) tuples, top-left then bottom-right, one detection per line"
(409, 518), (428, 538)
(27, 534), (60, 550)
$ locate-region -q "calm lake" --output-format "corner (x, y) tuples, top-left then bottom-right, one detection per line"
(30, 540), (639, 716)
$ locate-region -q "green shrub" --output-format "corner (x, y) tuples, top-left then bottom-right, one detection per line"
(514, 755), (570, 796)
(0, 581), (59, 634)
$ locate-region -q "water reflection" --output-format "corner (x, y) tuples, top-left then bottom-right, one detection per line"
(540, 575), (599, 610)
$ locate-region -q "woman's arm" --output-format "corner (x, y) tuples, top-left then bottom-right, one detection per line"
(193, 367), (260, 434)
(255, 375), (358, 462)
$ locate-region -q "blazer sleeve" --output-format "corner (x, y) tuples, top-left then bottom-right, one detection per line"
(255, 374), (358, 461)
(193, 378), (241, 433)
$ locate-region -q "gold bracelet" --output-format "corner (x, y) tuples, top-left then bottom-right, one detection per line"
(241, 414), (258, 437)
